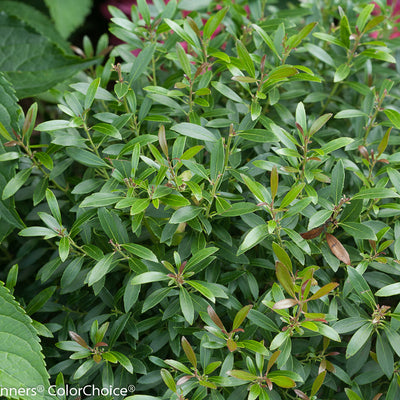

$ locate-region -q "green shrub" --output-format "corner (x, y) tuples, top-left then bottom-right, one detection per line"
(1, 1), (400, 399)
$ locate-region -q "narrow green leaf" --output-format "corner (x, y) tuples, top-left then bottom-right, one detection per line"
(180, 287), (194, 324)
(131, 272), (170, 285)
(347, 266), (376, 310)
(275, 261), (295, 297)
(84, 77), (100, 110)
(92, 123), (122, 139)
(237, 224), (270, 255)
(236, 40), (255, 78)
(346, 323), (373, 358)
(46, 189), (62, 225)
(176, 42), (191, 78)
(232, 305), (253, 331)
(26, 286), (57, 315)
(212, 81), (244, 104)
(86, 253), (115, 286)
(171, 122), (217, 142)
(251, 24), (280, 59)
(356, 3), (375, 32)
(352, 188), (399, 200)
(59, 237), (70, 262)
(376, 332), (394, 378)
(335, 109), (368, 119)
(384, 109), (400, 129)
(203, 6), (228, 40)
(170, 206), (202, 223)
(334, 63), (350, 82)
(339, 222), (377, 240)
(280, 183), (305, 208)
(2, 168), (32, 200)
(122, 243), (158, 262)
(331, 160), (344, 205)
(375, 283), (400, 297)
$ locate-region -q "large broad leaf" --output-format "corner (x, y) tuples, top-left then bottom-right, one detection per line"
(0, 283), (50, 398)
(44, 0), (93, 39)
(0, 72), (20, 139)
(0, 2), (98, 98)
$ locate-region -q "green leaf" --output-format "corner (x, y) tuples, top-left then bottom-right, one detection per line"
(376, 332), (394, 378)
(210, 139), (224, 182)
(272, 242), (292, 271)
(334, 109), (368, 119)
(203, 6), (228, 40)
(0, 285), (50, 396)
(384, 109), (400, 129)
(122, 243), (158, 262)
(275, 261), (295, 297)
(232, 305), (252, 331)
(356, 3), (375, 32)
(176, 42), (191, 78)
(309, 113), (332, 136)
(107, 350), (133, 374)
(92, 123), (122, 139)
(236, 40), (255, 78)
(220, 202), (259, 217)
(212, 81), (244, 104)
(46, 189), (62, 225)
(129, 44), (156, 85)
(227, 370), (258, 381)
(237, 129), (277, 143)
(0, 2), (97, 98)
(375, 283), (400, 297)
(19, 226), (58, 238)
(98, 207), (129, 244)
(142, 287), (172, 312)
(237, 224), (270, 255)
(59, 237), (70, 262)
(347, 266), (376, 310)
(186, 281), (215, 302)
(26, 286), (57, 315)
(2, 168), (32, 200)
(339, 222), (377, 240)
(84, 77), (101, 110)
(334, 63), (351, 82)
(86, 253), (115, 286)
(385, 326), (400, 358)
(131, 272), (170, 285)
(304, 43), (335, 67)
(160, 368), (176, 393)
(345, 388), (363, 400)
(180, 287), (194, 324)
(164, 18), (197, 47)
(66, 148), (109, 168)
(287, 22), (317, 49)
(247, 309), (279, 333)
(137, 0), (151, 25)
(346, 323), (373, 358)
(44, 0), (92, 39)
(352, 188), (399, 200)
(280, 183), (305, 208)
(320, 137), (353, 154)
(185, 247), (218, 271)
(308, 282), (339, 300)
(171, 123), (217, 142)
(0, 72), (20, 139)
(170, 206), (202, 223)
(80, 193), (122, 208)
(251, 24), (280, 59)
(331, 160), (344, 205)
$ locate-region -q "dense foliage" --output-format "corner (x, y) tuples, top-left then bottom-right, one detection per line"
(2, 0), (400, 399)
